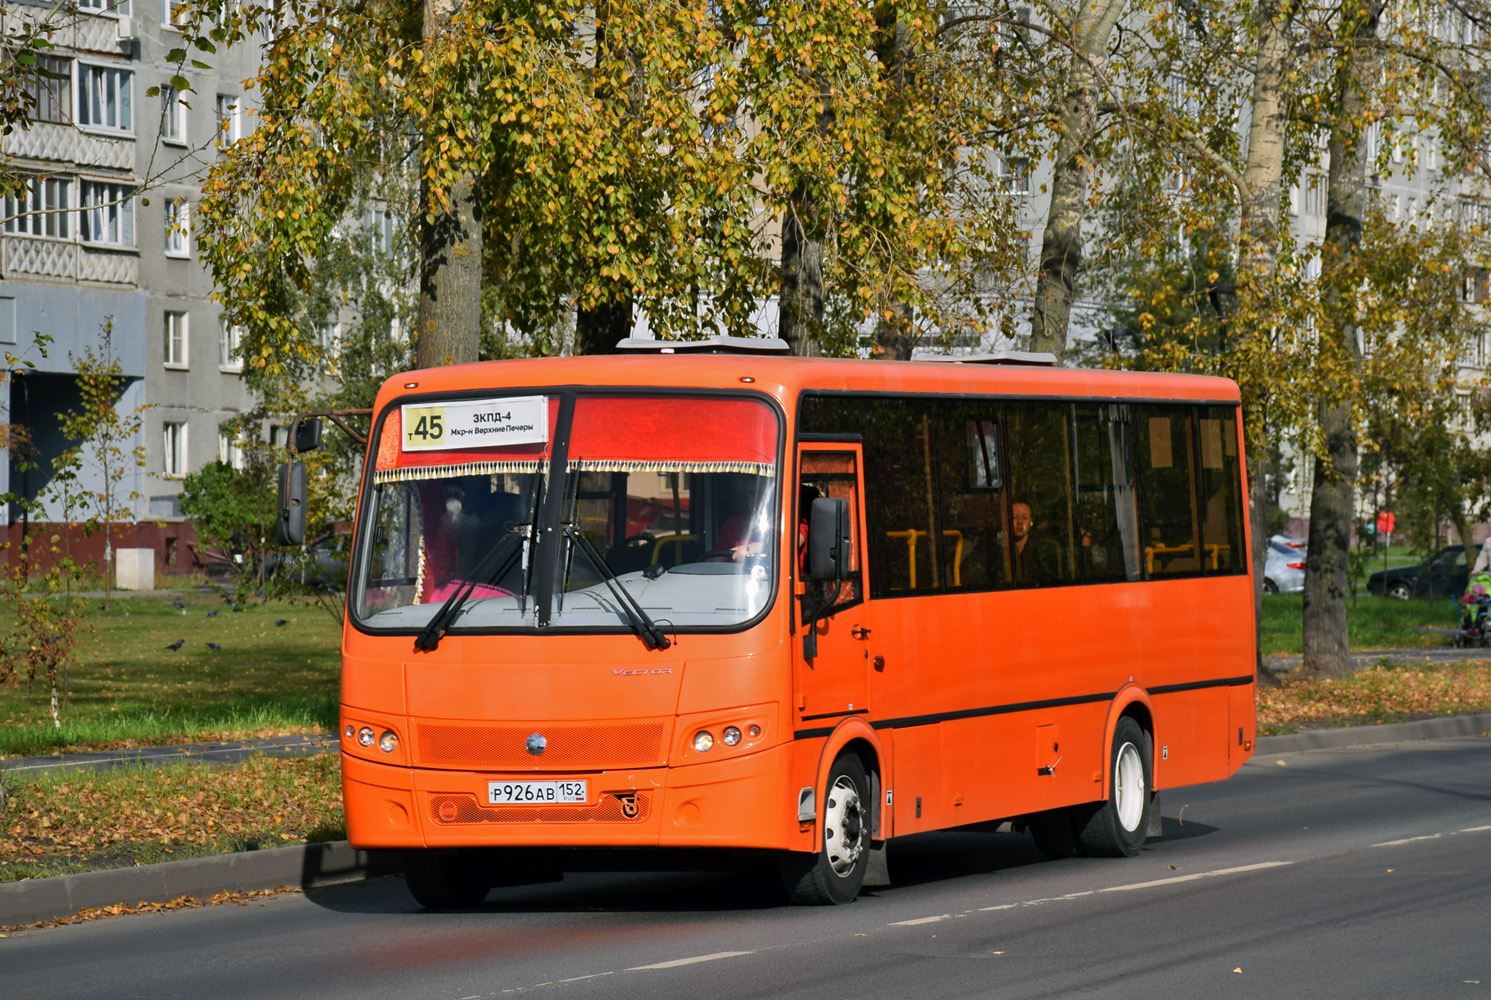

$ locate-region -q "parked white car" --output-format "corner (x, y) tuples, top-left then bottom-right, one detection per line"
(1264, 538), (1307, 594)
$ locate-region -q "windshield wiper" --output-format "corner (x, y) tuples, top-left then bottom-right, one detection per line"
(563, 524), (672, 651)
(414, 529), (526, 652)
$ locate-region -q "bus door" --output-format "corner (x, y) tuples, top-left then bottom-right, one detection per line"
(794, 443), (872, 724)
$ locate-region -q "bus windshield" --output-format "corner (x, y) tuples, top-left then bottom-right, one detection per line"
(351, 392), (781, 634)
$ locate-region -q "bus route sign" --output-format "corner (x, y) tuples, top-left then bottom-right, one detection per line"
(401, 396), (549, 451)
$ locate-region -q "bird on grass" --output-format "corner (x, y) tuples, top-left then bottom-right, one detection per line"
(207, 642), (222, 651)
(172, 597), (185, 611)
(206, 609), (219, 618)
(165, 639), (185, 651)
(275, 619), (289, 626)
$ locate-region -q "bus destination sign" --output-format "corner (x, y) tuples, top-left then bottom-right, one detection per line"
(401, 396), (549, 451)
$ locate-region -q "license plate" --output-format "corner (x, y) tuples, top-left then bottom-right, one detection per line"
(488, 780), (587, 805)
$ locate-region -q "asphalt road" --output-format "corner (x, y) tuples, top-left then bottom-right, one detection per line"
(3, 734), (1489, 1000)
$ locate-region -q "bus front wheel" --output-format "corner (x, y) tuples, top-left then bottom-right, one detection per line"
(1079, 717), (1153, 858)
(404, 849), (493, 909)
(779, 753), (870, 905)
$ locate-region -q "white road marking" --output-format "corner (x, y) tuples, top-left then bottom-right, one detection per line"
(1370, 834), (1442, 847)
(978, 891), (1093, 912)
(627, 952), (754, 971)
(1458, 825), (1491, 833)
(890, 914), (950, 926)
(557, 973), (614, 983)
(1102, 861), (1291, 892)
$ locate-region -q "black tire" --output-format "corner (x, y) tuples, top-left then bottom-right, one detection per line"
(404, 849), (493, 909)
(1387, 582), (1412, 600)
(1028, 806), (1083, 859)
(778, 754), (870, 905)
(1263, 578), (1278, 595)
(1078, 716), (1154, 858)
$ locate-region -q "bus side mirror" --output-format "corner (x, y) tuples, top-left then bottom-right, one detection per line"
(807, 497), (849, 582)
(293, 417), (323, 455)
(278, 461), (308, 546)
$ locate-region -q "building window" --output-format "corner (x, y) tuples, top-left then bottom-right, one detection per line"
(79, 181), (135, 245)
(164, 310), (188, 368)
(218, 428), (246, 470)
(366, 204), (395, 255)
(163, 421), (188, 478)
(79, 0), (132, 10)
(19, 55), (72, 125)
(164, 0), (190, 29)
(3, 176), (72, 239)
(1000, 157), (1030, 195)
(77, 63), (133, 133)
(214, 93), (241, 143)
(164, 197), (190, 256)
(219, 323), (243, 371)
(161, 85), (185, 143)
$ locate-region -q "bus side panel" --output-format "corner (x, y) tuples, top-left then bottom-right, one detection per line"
(1150, 687), (1231, 790)
(1229, 681), (1257, 774)
(889, 724), (943, 835)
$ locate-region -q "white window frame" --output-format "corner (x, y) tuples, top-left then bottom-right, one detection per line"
(79, 0), (132, 12)
(161, 84), (186, 144)
(218, 428), (246, 470)
(164, 197), (190, 257)
(164, 0), (190, 30)
(163, 420), (188, 478)
(76, 62), (133, 134)
(215, 93), (242, 143)
(3, 175), (73, 239)
(219, 323), (244, 372)
(164, 310), (189, 369)
(79, 180), (135, 246)
(999, 157), (1030, 195)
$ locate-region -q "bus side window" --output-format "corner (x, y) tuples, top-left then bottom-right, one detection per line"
(1074, 404), (1140, 583)
(1135, 407), (1201, 577)
(1196, 408), (1245, 574)
(1003, 402), (1076, 588)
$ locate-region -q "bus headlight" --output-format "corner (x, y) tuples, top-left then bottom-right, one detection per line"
(722, 726), (742, 747)
(693, 731), (715, 752)
(379, 731), (399, 753)
(358, 727), (376, 747)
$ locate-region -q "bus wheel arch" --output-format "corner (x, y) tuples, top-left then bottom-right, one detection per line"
(781, 730), (882, 904)
(1079, 713), (1155, 858)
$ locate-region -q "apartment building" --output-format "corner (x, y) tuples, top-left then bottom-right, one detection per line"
(0, 1), (262, 575)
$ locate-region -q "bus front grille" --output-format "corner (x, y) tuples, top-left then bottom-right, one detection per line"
(428, 792), (653, 825)
(414, 722), (667, 769)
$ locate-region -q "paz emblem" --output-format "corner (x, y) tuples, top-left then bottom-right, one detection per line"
(526, 733), (547, 756)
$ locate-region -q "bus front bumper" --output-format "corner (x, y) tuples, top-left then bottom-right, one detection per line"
(342, 743), (803, 851)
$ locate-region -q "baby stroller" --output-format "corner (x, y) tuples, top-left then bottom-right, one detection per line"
(1455, 571), (1491, 647)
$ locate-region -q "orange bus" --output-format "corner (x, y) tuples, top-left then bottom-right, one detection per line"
(326, 339), (1256, 906)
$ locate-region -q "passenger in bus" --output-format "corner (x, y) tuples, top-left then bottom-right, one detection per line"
(1010, 500), (1062, 587)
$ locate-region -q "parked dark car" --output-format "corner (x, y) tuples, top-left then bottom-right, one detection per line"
(266, 534), (350, 591)
(1366, 544), (1469, 600)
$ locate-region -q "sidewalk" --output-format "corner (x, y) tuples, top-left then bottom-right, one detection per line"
(4, 713), (1491, 927)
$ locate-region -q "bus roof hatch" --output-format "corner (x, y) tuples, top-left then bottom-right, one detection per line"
(910, 350), (1058, 366)
(615, 336), (791, 355)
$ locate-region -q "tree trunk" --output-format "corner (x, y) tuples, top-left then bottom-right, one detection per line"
(417, 0), (482, 369)
(780, 187), (825, 357)
(1027, 0), (1125, 362)
(1235, 0), (1295, 685)
(1302, 0), (1380, 679)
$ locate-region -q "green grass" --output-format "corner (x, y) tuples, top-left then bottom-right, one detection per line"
(0, 754), (344, 884)
(1260, 592), (1452, 656)
(0, 592), (342, 756)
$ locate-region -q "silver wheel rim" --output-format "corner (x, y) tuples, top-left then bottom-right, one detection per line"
(823, 774), (865, 877)
(1113, 741), (1145, 832)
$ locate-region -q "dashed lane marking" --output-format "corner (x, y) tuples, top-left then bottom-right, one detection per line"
(889, 914), (950, 926)
(1101, 861), (1294, 892)
(627, 951), (754, 971)
(1370, 834), (1443, 847)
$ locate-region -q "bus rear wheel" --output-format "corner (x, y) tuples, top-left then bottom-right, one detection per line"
(779, 753), (870, 905)
(1079, 717), (1153, 858)
(404, 849), (493, 909)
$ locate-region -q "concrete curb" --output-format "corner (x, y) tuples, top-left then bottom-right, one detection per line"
(0, 841), (402, 928)
(1255, 711), (1491, 752)
(4, 714), (1490, 927)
